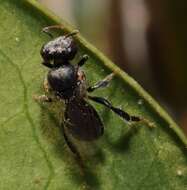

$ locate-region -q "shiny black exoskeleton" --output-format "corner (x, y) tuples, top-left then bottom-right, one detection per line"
(41, 34), (77, 66)
(40, 26), (87, 100)
(48, 65), (78, 99)
(36, 25), (154, 160)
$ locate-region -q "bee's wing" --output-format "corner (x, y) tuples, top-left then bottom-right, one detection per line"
(64, 98), (104, 141)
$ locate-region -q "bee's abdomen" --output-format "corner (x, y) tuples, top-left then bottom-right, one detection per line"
(64, 99), (104, 141)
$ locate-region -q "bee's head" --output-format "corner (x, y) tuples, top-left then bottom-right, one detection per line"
(40, 35), (77, 66)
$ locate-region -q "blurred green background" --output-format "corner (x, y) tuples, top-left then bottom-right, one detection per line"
(39, 0), (187, 135)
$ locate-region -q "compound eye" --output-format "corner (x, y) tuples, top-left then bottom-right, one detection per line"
(40, 44), (53, 61)
(40, 45), (46, 58)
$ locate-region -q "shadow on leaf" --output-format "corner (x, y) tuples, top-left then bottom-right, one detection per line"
(38, 102), (104, 189)
(104, 125), (140, 154)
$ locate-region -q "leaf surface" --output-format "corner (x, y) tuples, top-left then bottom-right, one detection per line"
(0, 1), (187, 190)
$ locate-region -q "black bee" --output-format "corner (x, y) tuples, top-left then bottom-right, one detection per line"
(35, 25), (153, 158)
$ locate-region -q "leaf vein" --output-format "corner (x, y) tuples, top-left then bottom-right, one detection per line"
(0, 50), (55, 190)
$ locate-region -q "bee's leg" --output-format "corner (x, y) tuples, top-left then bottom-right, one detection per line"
(77, 54), (89, 67)
(33, 94), (52, 103)
(33, 77), (53, 103)
(88, 96), (155, 128)
(62, 126), (81, 158)
(87, 73), (114, 92)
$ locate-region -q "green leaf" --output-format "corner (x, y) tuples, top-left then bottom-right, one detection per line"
(0, 0), (187, 189)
